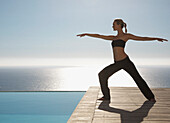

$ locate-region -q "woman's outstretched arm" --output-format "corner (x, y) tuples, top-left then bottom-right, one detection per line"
(77, 33), (115, 41)
(128, 33), (168, 42)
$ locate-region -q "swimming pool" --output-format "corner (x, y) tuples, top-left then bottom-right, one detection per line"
(0, 91), (85, 123)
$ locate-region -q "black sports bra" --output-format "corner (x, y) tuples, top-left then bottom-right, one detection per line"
(112, 39), (126, 48)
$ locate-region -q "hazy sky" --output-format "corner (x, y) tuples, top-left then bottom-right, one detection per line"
(0, 0), (170, 66)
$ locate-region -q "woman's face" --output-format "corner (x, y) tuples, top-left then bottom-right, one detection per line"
(112, 21), (120, 31)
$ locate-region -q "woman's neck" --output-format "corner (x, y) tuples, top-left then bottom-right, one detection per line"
(116, 28), (124, 37)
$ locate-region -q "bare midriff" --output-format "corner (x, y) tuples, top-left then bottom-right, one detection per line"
(113, 47), (128, 61)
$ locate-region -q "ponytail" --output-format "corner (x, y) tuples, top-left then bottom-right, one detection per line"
(124, 23), (127, 33)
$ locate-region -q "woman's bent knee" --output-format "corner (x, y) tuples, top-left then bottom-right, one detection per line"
(98, 71), (104, 79)
(98, 71), (108, 81)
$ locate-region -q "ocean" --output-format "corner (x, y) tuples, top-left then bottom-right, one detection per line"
(0, 65), (170, 91)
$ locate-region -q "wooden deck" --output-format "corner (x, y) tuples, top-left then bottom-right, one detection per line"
(67, 86), (170, 123)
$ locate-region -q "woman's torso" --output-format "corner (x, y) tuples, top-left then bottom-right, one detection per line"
(112, 35), (128, 61)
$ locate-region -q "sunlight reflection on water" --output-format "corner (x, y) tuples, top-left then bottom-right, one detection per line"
(49, 65), (170, 91)
(51, 66), (137, 91)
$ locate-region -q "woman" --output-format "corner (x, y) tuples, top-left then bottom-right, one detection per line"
(77, 18), (168, 102)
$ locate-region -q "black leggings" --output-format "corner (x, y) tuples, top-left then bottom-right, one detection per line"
(98, 56), (155, 100)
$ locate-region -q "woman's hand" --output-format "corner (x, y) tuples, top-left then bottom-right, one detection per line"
(156, 38), (168, 42)
(77, 33), (87, 37)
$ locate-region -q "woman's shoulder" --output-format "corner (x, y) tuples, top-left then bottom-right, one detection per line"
(126, 33), (138, 38)
(125, 33), (134, 37)
(124, 33), (135, 42)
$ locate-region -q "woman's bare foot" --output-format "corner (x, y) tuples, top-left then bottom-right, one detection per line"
(97, 97), (105, 100)
(149, 98), (156, 102)
(97, 97), (110, 101)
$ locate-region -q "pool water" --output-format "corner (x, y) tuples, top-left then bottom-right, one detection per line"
(0, 91), (85, 123)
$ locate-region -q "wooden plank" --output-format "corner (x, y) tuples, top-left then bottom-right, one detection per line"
(68, 87), (170, 123)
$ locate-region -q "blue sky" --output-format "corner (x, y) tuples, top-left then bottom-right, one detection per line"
(0, 0), (170, 66)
